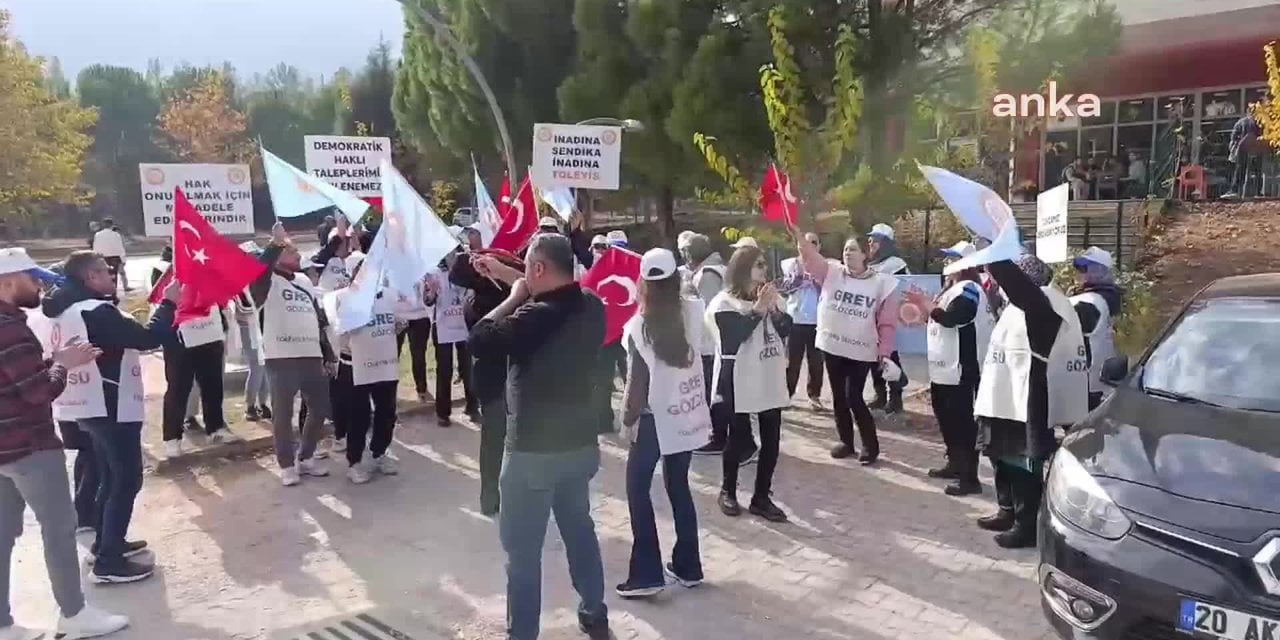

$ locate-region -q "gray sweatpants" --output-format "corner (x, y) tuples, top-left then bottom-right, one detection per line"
(265, 357), (332, 469)
(0, 449), (85, 626)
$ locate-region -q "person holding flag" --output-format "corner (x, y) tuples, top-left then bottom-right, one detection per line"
(705, 244), (792, 522)
(794, 227), (900, 465)
(30, 251), (181, 584)
(615, 248), (709, 599)
(248, 222), (341, 487)
(903, 242), (995, 496)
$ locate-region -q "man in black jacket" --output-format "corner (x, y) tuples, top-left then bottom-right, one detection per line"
(40, 251), (180, 584)
(469, 234), (609, 640)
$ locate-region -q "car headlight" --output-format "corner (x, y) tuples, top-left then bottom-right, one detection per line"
(1046, 449), (1132, 539)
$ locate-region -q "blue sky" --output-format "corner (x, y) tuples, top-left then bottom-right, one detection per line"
(7, 0), (406, 80)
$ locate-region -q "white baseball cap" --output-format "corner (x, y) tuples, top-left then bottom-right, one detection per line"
(606, 230), (628, 246)
(640, 248), (678, 281)
(1074, 246), (1115, 270)
(590, 234), (608, 246)
(677, 230), (696, 248)
(538, 216), (562, 231)
(941, 241), (977, 259)
(0, 248), (62, 284)
(868, 223), (895, 241)
(730, 237), (759, 249)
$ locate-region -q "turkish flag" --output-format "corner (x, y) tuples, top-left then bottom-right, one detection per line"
(168, 187), (267, 325)
(490, 175), (538, 253)
(581, 247), (642, 345)
(760, 164), (798, 227)
(496, 175), (512, 219)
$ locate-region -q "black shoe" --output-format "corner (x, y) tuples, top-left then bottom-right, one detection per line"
(694, 441), (725, 456)
(481, 501), (499, 517)
(885, 393), (904, 415)
(184, 417), (203, 432)
(718, 491), (742, 517)
(868, 395), (887, 411)
(748, 496), (788, 523)
(91, 557), (155, 584)
(245, 406), (261, 421)
(977, 510), (1015, 532)
(830, 443), (856, 459)
(259, 405), (273, 420)
(858, 453), (879, 466)
(994, 525), (1037, 549)
(927, 466), (959, 479)
(465, 406), (481, 421)
(615, 581), (664, 599)
(437, 416), (452, 428)
(90, 540), (148, 559)
(944, 480), (982, 496)
(578, 615), (610, 640)
(738, 442), (759, 467)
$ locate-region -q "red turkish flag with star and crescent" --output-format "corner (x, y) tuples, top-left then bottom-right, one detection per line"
(150, 187), (266, 325)
(490, 175), (538, 253)
(759, 163), (798, 227)
(581, 247), (643, 345)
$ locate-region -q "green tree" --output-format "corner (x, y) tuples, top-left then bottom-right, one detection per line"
(0, 10), (96, 219)
(352, 40), (398, 137)
(43, 56), (70, 99)
(76, 64), (162, 229)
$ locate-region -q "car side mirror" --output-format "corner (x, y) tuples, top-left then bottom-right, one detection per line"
(1100, 355), (1130, 387)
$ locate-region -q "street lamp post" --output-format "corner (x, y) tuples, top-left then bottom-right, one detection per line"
(394, 0), (517, 181)
(571, 118), (644, 228)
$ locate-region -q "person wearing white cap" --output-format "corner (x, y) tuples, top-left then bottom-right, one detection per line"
(615, 248), (708, 598)
(865, 222), (910, 413)
(795, 229), (898, 465)
(605, 230), (628, 248)
(1068, 246), (1123, 411)
(904, 241), (995, 496)
(678, 234), (745, 458)
(705, 243), (791, 522)
(730, 236), (759, 250)
(0, 248), (132, 640)
(589, 234), (609, 263)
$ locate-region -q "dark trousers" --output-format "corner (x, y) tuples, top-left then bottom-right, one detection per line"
(993, 461), (1043, 530)
(869, 350), (907, 400)
(476, 358), (508, 513)
(79, 420), (143, 565)
(162, 341), (226, 442)
(1232, 153), (1260, 196)
(605, 342), (627, 386)
(336, 364), (398, 465)
(722, 409), (781, 502)
(786, 324), (824, 399)
(702, 356), (734, 446)
(1088, 391), (1103, 412)
(826, 354), (879, 455)
(331, 377), (351, 441)
(931, 382), (979, 482)
(625, 415), (701, 587)
(397, 318), (433, 394)
(434, 336), (477, 418)
(58, 421), (98, 529)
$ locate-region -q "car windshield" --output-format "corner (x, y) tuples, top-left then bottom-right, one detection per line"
(1142, 297), (1280, 413)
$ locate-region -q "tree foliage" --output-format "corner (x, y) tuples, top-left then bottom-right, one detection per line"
(1255, 41), (1280, 151)
(0, 10), (96, 218)
(155, 71), (250, 163)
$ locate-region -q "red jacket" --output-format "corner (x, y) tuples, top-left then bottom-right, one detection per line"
(0, 300), (68, 465)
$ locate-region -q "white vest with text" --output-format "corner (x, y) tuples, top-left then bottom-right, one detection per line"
(178, 306), (224, 348)
(262, 274), (323, 360)
(975, 285), (1089, 427)
(1069, 291), (1116, 394)
(433, 275), (470, 344)
(816, 262), (898, 362)
(706, 293), (790, 415)
(927, 281), (995, 386)
(345, 292), (401, 386)
(26, 300), (144, 422)
(622, 298), (711, 455)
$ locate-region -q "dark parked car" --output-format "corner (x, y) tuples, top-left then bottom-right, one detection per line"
(1039, 273), (1280, 640)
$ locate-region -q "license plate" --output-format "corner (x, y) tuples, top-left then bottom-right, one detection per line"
(1179, 600), (1280, 640)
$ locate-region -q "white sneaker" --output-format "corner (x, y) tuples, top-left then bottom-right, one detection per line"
(0, 625), (47, 640)
(346, 464), (373, 484)
(163, 440), (183, 459)
(297, 458), (330, 477)
(809, 397), (825, 412)
(57, 603), (130, 638)
(206, 430), (230, 445)
(314, 439), (330, 460)
(373, 455), (399, 476)
(332, 437), (347, 453)
(280, 466), (301, 487)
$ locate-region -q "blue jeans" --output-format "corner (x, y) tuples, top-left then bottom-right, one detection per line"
(625, 415), (701, 587)
(239, 323), (268, 407)
(79, 420), (143, 566)
(500, 445), (607, 640)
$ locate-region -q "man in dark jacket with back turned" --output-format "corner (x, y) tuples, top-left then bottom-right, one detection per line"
(36, 251), (180, 584)
(469, 234), (609, 640)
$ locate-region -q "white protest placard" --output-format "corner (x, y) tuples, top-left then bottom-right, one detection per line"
(1036, 183), (1070, 263)
(139, 163), (254, 237)
(304, 135), (393, 198)
(531, 123), (622, 191)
